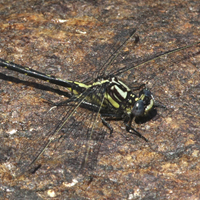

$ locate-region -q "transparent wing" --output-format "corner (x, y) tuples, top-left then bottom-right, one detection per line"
(75, 28), (139, 84)
(15, 83), (109, 177)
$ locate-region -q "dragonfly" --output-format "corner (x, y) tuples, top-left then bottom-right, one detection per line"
(0, 29), (199, 177)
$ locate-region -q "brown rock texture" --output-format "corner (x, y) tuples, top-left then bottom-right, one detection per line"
(0, 0), (199, 199)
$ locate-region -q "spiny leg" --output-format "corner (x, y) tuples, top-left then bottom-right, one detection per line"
(125, 123), (148, 142)
(100, 115), (113, 137)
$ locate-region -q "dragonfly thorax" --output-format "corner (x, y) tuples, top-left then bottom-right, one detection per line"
(105, 77), (155, 117)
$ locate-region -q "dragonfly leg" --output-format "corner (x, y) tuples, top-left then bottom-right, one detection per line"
(100, 115), (113, 137)
(125, 123), (148, 142)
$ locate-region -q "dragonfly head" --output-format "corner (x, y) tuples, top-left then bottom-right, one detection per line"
(132, 89), (154, 117)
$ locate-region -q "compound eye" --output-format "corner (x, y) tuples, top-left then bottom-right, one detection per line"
(132, 100), (144, 117)
(139, 89), (152, 105)
(139, 89), (151, 98)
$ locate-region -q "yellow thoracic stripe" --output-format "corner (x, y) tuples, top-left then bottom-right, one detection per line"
(117, 79), (131, 91)
(66, 78), (133, 109)
(113, 85), (128, 100)
(105, 93), (120, 108)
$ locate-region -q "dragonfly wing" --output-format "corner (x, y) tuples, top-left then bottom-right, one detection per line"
(15, 85), (109, 177)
